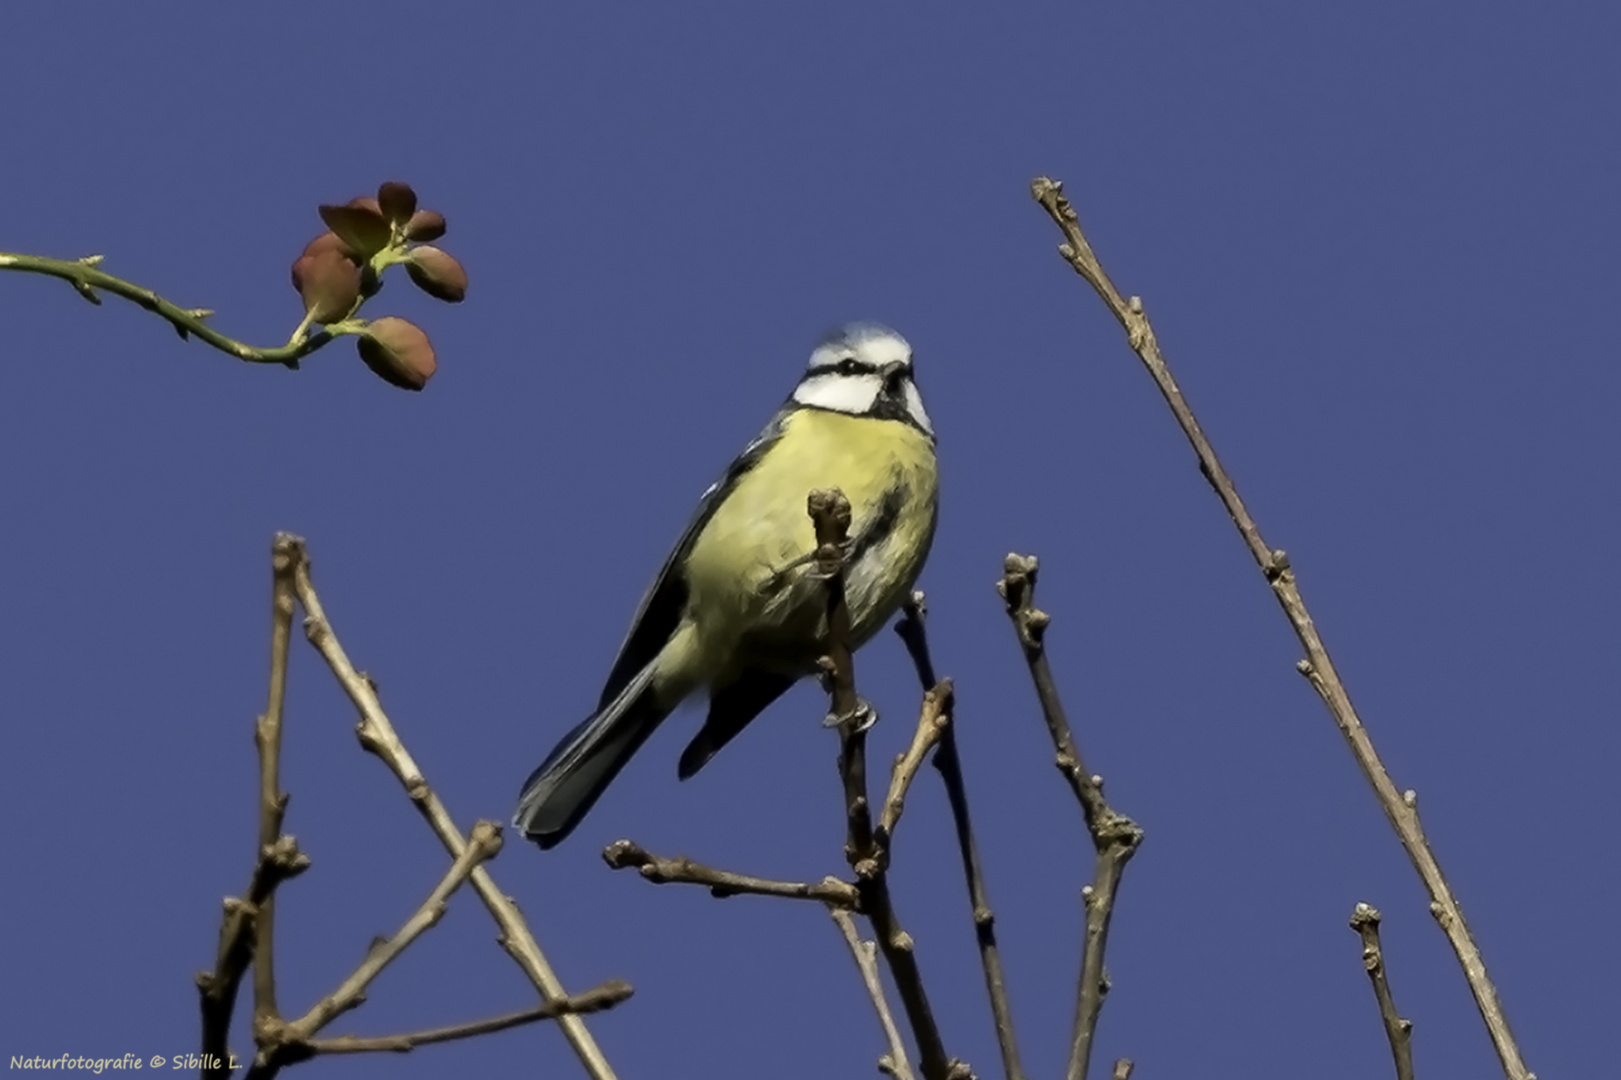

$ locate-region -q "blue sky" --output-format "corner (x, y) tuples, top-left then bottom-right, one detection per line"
(2, 4), (1616, 1078)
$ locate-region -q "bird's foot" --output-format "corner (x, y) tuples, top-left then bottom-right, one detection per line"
(763, 540), (858, 591)
(823, 697), (878, 733)
(805, 538), (859, 580)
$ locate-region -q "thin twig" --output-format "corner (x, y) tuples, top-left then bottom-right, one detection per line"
(602, 840), (861, 908)
(811, 489), (878, 877)
(281, 534), (621, 1080)
(812, 488), (862, 724)
(196, 836), (310, 1078)
(896, 598), (1026, 1080)
(0, 252), (329, 366)
(1000, 555), (1142, 1080)
(280, 821), (505, 1052)
(875, 679), (953, 844)
(1030, 175), (1530, 1080)
(809, 492), (969, 1080)
(304, 980), (634, 1055)
(197, 539), (308, 1078)
(1112, 1060), (1134, 1080)
(252, 537), (300, 1032)
(832, 908), (918, 1080)
(1351, 903), (1416, 1080)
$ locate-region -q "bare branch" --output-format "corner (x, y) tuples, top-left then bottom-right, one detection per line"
(283, 821), (505, 1045)
(1351, 903), (1416, 1080)
(1000, 555), (1141, 1080)
(811, 488), (862, 726)
(198, 537), (306, 1080)
(304, 980), (634, 1055)
(809, 489), (879, 875)
(896, 598), (1027, 1080)
(832, 908), (918, 1080)
(1030, 175), (1531, 1080)
(809, 491), (970, 1080)
(256, 539), (300, 1019)
(1112, 1060), (1134, 1080)
(196, 836), (310, 1076)
(602, 840), (861, 908)
(280, 534), (622, 1080)
(876, 679), (953, 844)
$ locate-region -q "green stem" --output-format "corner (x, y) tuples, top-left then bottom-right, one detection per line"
(0, 251), (332, 367)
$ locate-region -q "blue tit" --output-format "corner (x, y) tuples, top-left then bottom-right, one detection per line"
(514, 321), (939, 847)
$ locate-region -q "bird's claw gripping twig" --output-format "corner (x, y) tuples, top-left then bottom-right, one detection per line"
(823, 696), (878, 733)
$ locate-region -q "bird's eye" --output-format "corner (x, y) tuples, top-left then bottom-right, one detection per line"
(837, 358), (862, 375)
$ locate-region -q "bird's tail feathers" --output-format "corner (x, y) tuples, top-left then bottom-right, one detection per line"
(513, 664), (667, 848)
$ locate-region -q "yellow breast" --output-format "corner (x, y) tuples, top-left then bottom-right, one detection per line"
(683, 408), (938, 664)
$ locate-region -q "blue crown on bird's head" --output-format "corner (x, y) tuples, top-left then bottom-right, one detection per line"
(817, 320), (907, 350)
(808, 321), (912, 371)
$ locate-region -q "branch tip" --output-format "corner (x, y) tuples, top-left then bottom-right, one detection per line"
(996, 551), (1138, 1080)
(1032, 172), (1529, 1080)
(1350, 900), (1415, 1080)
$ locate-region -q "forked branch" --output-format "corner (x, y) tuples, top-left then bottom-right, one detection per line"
(1030, 175), (1529, 1080)
(810, 489), (971, 1080)
(273, 534), (625, 1080)
(999, 555), (1141, 1080)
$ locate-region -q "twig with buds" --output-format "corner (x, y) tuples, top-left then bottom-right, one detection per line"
(0, 180), (466, 390)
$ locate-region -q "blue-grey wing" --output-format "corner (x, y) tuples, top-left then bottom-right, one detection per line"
(595, 407), (793, 708)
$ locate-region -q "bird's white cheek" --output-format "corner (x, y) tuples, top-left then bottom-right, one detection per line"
(792, 373), (881, 414)
(903, 382), (933, 434)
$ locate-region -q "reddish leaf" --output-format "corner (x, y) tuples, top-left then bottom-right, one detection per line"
(377, 181), (418, 225)
(301, 231), (360, 262)
(357, 316), (436, 390)
(320, 203), (391, 256)
(405, 246), (467, 303)
(404, 209), (446, 242)
(291, 249), (361, 323)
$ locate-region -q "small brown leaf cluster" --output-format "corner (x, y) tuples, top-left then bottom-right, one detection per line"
(290, 181), (467, 391)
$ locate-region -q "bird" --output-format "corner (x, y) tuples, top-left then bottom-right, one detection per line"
(514, 321), (939, 848)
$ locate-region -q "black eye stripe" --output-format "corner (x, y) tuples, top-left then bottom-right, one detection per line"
(807, 359), (899, 377)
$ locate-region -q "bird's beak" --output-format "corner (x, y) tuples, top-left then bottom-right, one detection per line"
(879, 361), (909, 391)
